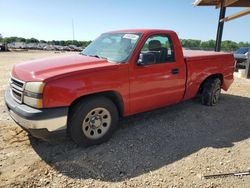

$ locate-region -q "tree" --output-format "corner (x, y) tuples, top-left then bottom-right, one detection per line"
(200, 40), (216, 50)
(80, 40), (91, 47)
(221, 40), (238, 51)
(39, 40), (47, 43)
(26, 38), (39, 43)
(180, 39), (201, 49)
(59, 40), (66, 46)
(238, 41), (250, 48)
(17, 37), (26, 42)
(4, 37), (19, 43)
(0, 34), (247, 51)
(51, 40), (60, 45)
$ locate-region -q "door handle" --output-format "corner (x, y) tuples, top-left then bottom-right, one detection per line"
(171, 68), (179, 75)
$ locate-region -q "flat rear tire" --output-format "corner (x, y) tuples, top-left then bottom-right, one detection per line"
(201, 78), (221, 106)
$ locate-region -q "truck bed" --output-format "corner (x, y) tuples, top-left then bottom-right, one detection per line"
(183, 50), (232, 60)
(182, 50), (235, 101)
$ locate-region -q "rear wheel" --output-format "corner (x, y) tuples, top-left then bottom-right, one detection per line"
(201, 78), (221, 106)
(69, 97), (119, 147)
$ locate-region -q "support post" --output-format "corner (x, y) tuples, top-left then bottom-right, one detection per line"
(245, 49), (250, 79)
(215, 0), (226, 52)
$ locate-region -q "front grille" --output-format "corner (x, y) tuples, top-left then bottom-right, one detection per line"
(9, 76), (25, 103)
(12, 78), (24, 88)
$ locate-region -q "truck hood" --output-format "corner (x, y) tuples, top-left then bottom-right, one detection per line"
(12, 54), (118, 82)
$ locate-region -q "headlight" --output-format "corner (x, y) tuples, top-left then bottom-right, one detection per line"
(23, 82), (45, 108)
(25, 82), (44, 93)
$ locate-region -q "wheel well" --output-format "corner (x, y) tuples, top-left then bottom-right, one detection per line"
(68, 91), (124, 117)
(199, 74), (223, 94)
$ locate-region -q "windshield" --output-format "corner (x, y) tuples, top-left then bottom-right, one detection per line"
(81, 32), (141, 63)
(235, 47), (249, 54)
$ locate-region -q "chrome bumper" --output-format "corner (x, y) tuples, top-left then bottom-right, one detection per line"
(9, 109), (67, 132)
(5, 88), (68, 138)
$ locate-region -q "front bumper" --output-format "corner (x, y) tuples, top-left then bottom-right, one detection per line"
(5, 88), (68, 140)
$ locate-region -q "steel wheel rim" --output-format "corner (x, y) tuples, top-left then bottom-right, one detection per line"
(82, 107), (111, 140)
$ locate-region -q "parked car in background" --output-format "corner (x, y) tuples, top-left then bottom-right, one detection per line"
(234, 47), (250, 68)
(43, 45), (56, 51)
(8, 42), (26, 49)
(0, 43), (9, 51)
(68, 45), (83, 51)
(62, 46), (71, 51)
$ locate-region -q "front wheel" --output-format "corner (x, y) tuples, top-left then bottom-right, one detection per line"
(69, 97), (119, 147)
(201, 78), (222, 106)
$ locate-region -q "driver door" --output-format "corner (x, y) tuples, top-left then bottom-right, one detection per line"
(129, 34), (186, 114)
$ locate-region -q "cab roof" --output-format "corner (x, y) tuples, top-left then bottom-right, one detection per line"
(107, 29), (176, 35)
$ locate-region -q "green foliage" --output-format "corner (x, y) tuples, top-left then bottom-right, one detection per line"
(1, 35), (249, 50)
(200, 40), (216, 49)
(181, 39), (250, 51)
(221, 40), (238, 51)
(180, 39), (201, 49)
(26, 38), (39, 43)
(238, 41), (250, 48)
(39, 40), (47, 43)
(4, 37), (19, 43)
(47, 40), (91, 47)
(17, 37), (26, 42)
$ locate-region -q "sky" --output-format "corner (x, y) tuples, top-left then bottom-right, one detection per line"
(0, 0), (250, 42)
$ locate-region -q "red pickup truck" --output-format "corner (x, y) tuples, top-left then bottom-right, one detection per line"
(5, 29), (235, 146)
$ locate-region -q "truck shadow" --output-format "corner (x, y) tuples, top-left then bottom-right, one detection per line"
(30, 94), (250, 182)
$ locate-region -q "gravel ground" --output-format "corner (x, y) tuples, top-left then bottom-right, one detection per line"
(0, 51), (250, 188)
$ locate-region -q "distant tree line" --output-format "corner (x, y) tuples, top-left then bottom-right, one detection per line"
(0, 34), (249, 51)
(180, 39), (250, 51)
(0, 36), (91, 47)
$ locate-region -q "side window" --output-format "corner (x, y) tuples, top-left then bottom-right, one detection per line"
(140, 35), (175, 64)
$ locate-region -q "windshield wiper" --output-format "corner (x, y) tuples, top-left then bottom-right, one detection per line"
(80, 53), (109, 61)
(88, 55), (107, 60)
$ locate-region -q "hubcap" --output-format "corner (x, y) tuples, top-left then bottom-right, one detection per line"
(82, 107), (111, 140)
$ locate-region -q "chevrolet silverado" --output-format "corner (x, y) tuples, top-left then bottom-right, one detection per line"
(5, 29), (235, 146)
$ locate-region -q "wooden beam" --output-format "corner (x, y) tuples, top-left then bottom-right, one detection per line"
(193, 0), (250, 7)
(216, 0), (239, 8)
(220, 8), (250, 22)
(224, 0), (240, 7)
(193, 0), (203, 6)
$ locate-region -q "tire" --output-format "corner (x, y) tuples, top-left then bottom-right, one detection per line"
(201, 78), (221, 106)
(69, 97), (119, 147)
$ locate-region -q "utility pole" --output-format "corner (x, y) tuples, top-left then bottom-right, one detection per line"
(215, 0), (226, 52)
(72, 19), (75, 41)
(245, 48), (250, 79)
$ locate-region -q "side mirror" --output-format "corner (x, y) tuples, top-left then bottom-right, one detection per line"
(137, 53), (156, 66)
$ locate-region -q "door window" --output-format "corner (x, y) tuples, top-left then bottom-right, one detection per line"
(140, 35), (175, 64)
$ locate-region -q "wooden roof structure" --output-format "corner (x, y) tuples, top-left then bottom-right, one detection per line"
(194, 0), (250, 22)
(193, 0), (250, 51)
(194, 0), (250, 7)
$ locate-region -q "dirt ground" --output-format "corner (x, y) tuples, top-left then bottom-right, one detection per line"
(0, 51), (250, 188)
